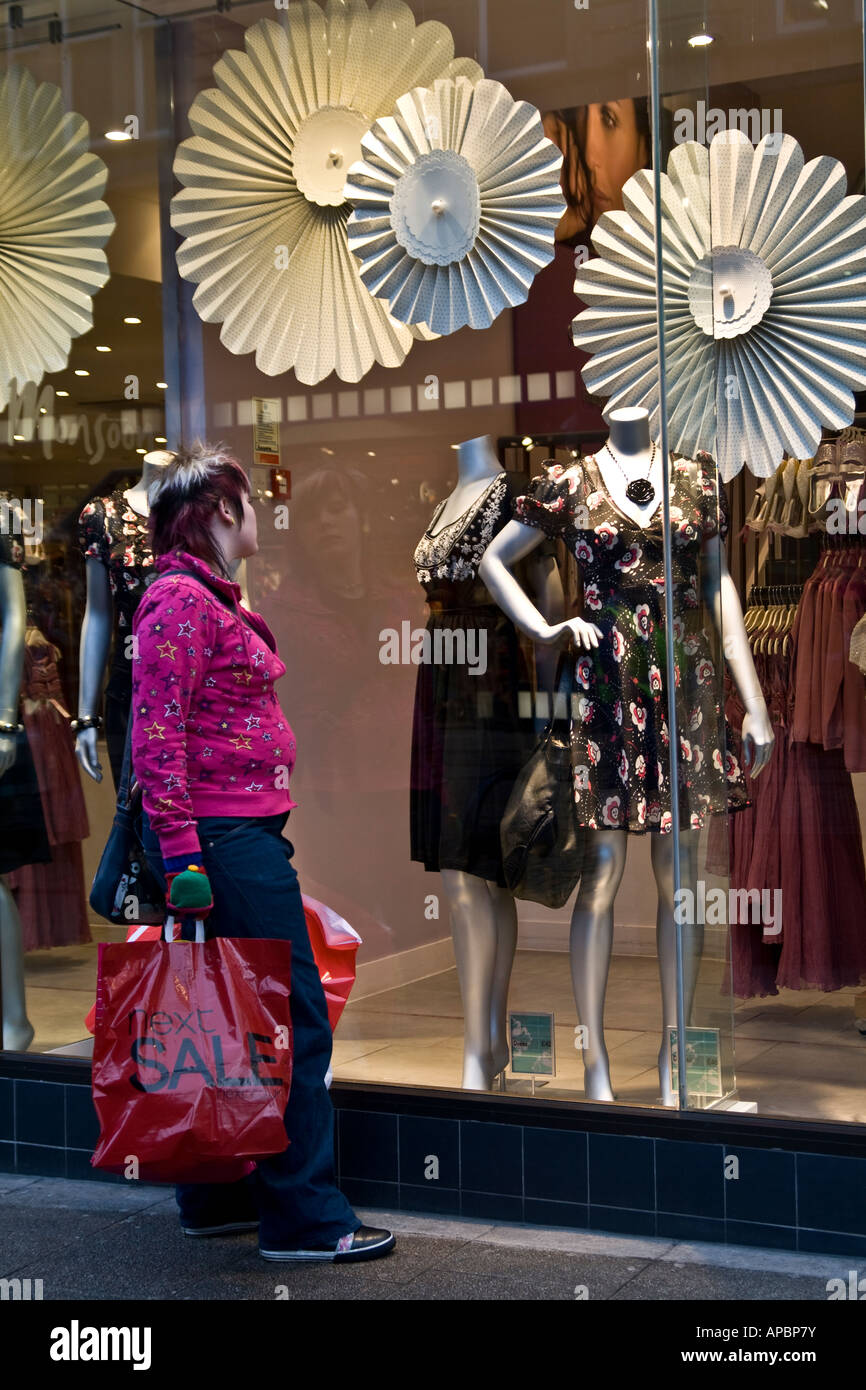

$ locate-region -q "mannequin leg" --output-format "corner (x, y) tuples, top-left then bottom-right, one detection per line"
(440, 870), (517, 1091)
(569, 832), (628, 1102)
(0, 882), (34, 1052)
(651, 829), (703, 1106)
(488, 885), (518, 1077)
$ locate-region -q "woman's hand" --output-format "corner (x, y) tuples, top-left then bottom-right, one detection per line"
(541, 617), (604, 650)
(166, 865), (214, 918)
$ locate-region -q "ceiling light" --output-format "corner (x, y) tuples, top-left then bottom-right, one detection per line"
(156, 381), (168, 389)
(74, 369), (89, 377)
(450, 443), (459, 450)
(12, 434), (25, 441)
(96, 344), (111, 352)
(367, 450), (376, 457)
(135, 448), (146, 455)
(105, 129), (132, 141)
(688, 32), (714, 46)
(320, 446), (334, 456)
(56, 390), (69, 397)
(123, 316), (142, 325)
(39, 407), (47, 415)
(154, 436), (167, 443)
(521, 436), (534, 448)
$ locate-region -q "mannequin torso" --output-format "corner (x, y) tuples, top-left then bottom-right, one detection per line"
(593, 406), (665, 528)
(429, 435), (504, 534)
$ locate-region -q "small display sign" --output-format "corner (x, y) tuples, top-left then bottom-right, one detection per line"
(509, 1011), (555, 1076)
(667, 1026), (723, 1099)
(253, 396), (281, 469)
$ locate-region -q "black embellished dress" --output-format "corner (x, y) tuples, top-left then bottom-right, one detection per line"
(513, 452), (748, 833)
(78, 490), (153, 787)
(0, 533), (51, 873)
(410, 472), (535, 884)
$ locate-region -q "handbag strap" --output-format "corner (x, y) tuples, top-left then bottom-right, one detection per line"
(116, 708), (136, 810)
(542, 640), (576, 734)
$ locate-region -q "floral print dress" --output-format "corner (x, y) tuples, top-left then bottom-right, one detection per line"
(513, 452), (748, 834)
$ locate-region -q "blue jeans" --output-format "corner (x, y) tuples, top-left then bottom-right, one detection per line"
(141, 810), (360, 1248)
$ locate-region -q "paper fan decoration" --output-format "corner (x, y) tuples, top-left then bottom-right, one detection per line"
(572, 129), (866, 479)
(344, 77), (565, 335)
(0, 66), (114, 412)
(170, 3), (483, 386)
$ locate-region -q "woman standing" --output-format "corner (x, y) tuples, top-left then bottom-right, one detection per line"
(132, 442), (394, 1264)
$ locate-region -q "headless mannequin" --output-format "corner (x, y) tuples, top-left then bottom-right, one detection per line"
(0, 564), (33, 1050)
(76, 451), (173, 782)
(479, 408), (774, 1105)
(434, 435), (561, 1091)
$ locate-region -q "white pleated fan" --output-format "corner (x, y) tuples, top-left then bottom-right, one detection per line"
(345, 77), (565, 335)
(171, 3), (483, 386)
(0, 66), (114, 413)
(572, 129), (866, 480)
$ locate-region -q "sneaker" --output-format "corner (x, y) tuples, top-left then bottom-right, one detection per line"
(181, 1218), (260, 1237)
(259, 1225), (395, 1263)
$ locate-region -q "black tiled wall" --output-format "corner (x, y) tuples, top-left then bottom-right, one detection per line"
(2, 1076), (866, 1256)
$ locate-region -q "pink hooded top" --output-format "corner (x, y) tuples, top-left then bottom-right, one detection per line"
(131, 550), (297, 870)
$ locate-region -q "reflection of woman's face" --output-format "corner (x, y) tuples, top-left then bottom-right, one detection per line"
(295, 492), (362, 564)
(586, 101), (647, 216)
(545, 99), (648, 241)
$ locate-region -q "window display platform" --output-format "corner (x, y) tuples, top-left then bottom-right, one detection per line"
(333, 952), (866, 1125)
(23, 940), (866, 1127)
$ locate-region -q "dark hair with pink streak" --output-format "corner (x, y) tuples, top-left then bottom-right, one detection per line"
(148, 441), (250, 576)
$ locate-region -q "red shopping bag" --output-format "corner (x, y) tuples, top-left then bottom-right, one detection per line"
(91, 922), (293, 1183)
(302, 895), (361, 1030)
(85, 897), (360, 1035)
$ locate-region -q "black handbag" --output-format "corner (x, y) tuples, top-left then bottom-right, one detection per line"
(89, 716), (165, 925)
(500, 644), (585, 909)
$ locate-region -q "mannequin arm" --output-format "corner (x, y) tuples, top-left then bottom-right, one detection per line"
(76, 557), (113, 782)
(0, 567), (26, 779)
(700, 534), (774, 776)
(479, 521), (602, 649)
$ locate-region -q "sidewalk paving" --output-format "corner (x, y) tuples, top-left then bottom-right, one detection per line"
(0, 1172), (859, 1301)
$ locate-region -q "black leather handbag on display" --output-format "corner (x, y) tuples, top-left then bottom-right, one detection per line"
(500, 643), (585, 909)
(89, 718), (165, 925)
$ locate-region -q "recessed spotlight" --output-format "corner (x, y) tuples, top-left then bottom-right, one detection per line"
(12, 434), (25, 441)
(39, 407), (47, 415)
(320, 446), (334, 456)
(156, 381), (168, 389)
(123, 316), (142, 325)
(367, 450), (376, 457)
(450, 443), (459, 450)
(154, 436), (167, 444)
(521, 436), (534, 448)
(96, 344), (111, 352)
(105, 129), (132, 141)
(56, 390), (70, 397)
(135, 448), (146, 455)
(74, 369), (89, 377)
(688, 32), (714, 46)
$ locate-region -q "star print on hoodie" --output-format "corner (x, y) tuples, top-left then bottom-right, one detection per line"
(131, 550), (298, 872)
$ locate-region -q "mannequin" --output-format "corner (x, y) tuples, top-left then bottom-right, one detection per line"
(479, 408), (774, 1105)
(412, 435), (559, 1090)
(76, 450), (173, 783)
(0, 562), (34, 1050)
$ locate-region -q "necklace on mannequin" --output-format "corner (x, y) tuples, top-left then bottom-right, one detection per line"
(603, 440), (658, 505)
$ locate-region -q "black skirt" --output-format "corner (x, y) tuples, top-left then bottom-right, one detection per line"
(0, 729), (52, 873)
(410, 597), (534, 886)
